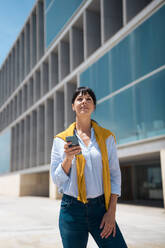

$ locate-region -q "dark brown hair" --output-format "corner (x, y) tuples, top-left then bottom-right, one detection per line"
(72, 87), (96, 106)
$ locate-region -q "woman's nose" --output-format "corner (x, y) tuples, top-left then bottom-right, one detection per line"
(82, 98), (87, 103)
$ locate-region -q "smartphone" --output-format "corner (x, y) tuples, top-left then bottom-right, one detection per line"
(66, 135), (82, 154)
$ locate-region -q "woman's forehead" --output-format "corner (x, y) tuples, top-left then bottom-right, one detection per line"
(77, 92), (91, 97)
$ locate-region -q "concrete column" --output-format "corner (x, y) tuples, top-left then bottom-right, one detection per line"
(8, 54), (12, 97)
(58, 41), (70, 82)
(20, 32), (25, 82)
(41, 61), (49, 96)
(6, 105), (9, 126)
(101, 0), (123, 44)
(30, 10), (37, 69)
(17, 40), (20, 85)
(84, 9), (101, 59)
(12, 47), (16, 91)
(6, 59), (9, 99)
(20, 89), (22, 115)
(49, 52), (58, 89)
(45, 98), (54, 164)
(160, 149), (165, 208)
(64, 83), (76, 128)
(18, 122), (22, 171)
(4, 63), (7, 101)
(54, 91), (64, 134)
(22, 84), (28, 112)
(37, 105), (45, 165)
(14, 95), (17, 119)
(28, 78), (34, 108)
(34, 70), (41, 102)
(6, 58), (9, 98)
(25, 22), (30, 76)
(30, 77), (34, 106)
(17, 91), (21, 117)
(14, 44), (18, 88)
(10, 127), (15, 172)
(70, 27), (84, 71)
(3, 66), (5, 103)
(9, 101), (12, 124)
(24, 115), (30, 169)
(15, 124), (19, 171)
(30, 110), (37, 167)
(12, 126), (17, 171)
(11, 99), (14, 122)
(20, 119), (25, 170)
(36, 0), (44, 61)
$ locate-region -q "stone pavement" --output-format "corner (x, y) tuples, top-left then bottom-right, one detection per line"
(0, 196), (165, 248)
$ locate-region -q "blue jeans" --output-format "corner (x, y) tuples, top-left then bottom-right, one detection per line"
(59, 194), (128, 248)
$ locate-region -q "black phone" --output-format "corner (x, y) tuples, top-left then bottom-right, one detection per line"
(66, 135), (82, 154)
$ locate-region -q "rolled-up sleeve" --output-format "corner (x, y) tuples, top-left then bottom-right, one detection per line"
(106, 135), (121, 197)
(50, 137), (70, 192)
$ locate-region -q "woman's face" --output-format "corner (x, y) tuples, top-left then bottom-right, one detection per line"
(72, 93), (95, 117)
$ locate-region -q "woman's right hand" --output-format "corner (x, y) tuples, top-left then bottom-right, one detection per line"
(62, 142), (81, 175)
(64, 142), (82, 161)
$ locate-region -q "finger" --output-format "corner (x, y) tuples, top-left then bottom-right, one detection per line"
(100, 225), (109, 238)
(105, 228), (113, 239)
(68, 145), (81, 151)
(64, 142), (72, 149)
(68, 146), (81, 152)
(65, 146), (81, 153)
(113, 224), (116, 237)
(100, 219), (105, 229)
(65, 148), (81, 156)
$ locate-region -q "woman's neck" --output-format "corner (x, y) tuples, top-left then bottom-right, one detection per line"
(75, 116), (92, 134)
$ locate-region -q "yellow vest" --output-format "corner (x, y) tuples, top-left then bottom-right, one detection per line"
(54, 120), (116, 210)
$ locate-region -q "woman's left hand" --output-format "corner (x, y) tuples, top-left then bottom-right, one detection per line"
(100, 210), (116, 239)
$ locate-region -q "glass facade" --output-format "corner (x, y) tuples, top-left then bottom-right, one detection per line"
(80, 5), (165, 101)
(91, 70), (165, 144)
(80, 5), (165, 144)
(136, 165), (163, 201)
(45, 0), (84, 47)
(120, 164), (163, 204)
(0, 129), (11, 174)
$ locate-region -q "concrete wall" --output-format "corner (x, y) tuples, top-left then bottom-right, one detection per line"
(0, 171), (49, 197)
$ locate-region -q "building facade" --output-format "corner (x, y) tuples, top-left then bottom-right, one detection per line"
(0, 0), (165, 207)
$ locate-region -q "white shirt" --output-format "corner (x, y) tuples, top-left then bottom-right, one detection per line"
(50, 127), (121, 198)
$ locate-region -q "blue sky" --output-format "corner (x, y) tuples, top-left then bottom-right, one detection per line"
(0, 0), (36, 67)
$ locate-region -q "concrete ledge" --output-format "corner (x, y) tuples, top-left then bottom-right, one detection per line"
(0, 174), (21, 196)
(0, 171), (49, 197)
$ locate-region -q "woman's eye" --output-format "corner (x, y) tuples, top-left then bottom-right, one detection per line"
(87, 98), (92, 101)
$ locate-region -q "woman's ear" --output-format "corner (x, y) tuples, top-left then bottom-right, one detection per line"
(72, 104), (75, 111)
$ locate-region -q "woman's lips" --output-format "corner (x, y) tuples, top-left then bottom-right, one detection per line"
(81, 107), (88, 110)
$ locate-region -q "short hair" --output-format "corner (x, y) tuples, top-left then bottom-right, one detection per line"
(72, 87), (96, 106)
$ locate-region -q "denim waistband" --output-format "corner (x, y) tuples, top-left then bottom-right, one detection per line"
(62, 194), (105, 205)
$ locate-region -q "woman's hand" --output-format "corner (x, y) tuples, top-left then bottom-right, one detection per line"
(100, 210), (116, 239)
(64, 142), (82, 160)
(61, 142), (82, 175)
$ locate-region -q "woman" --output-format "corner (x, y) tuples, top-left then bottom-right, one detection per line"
(50, 87), (128, 248)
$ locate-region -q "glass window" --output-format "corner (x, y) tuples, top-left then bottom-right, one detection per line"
(92, 69), (165, 144)
(80, 5), (165, 100)
(136, 165), (163, 200)
(0, 129), (11, 174)
(46, 0), (84, 47)
(45, 0), (53, 9)
(135, 70), (165, 139)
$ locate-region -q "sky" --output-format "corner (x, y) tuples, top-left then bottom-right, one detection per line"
(0, 0), (36, 67)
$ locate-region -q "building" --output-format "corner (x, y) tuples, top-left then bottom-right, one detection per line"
(0, 0), (165, 208)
